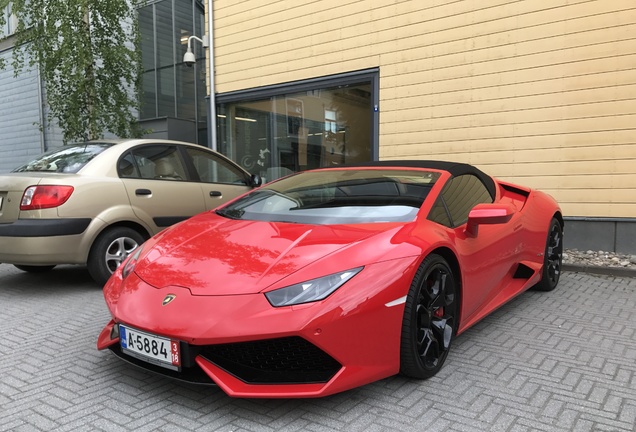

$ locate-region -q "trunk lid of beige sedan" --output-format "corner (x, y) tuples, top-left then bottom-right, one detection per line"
(0, 174), (40, 223)
(0, 173), (73, 223)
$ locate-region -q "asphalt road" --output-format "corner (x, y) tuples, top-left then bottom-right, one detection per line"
(1, 263), (635, 432)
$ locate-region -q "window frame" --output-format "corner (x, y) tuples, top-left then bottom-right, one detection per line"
(215, 68), (380, 168)
(117, 143), (252, 186)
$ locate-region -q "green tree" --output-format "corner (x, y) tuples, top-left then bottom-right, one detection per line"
(0, 0), (145, 142)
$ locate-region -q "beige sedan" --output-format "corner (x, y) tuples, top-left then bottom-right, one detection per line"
(0, 139), (261, 285)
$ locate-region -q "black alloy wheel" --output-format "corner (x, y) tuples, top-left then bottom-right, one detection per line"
(400, 254), (458, 379)
(533, 218), (563, 292)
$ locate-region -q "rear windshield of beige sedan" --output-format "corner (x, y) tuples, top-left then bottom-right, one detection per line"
(13, 143), (112, 173)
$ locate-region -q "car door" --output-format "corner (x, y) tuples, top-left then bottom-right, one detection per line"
(428, 174), (521, 320)
(118, 144), (206, 233)
(182, 146), (253, 210)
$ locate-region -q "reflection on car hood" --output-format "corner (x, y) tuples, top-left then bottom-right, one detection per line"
(134, 212), (396, 295)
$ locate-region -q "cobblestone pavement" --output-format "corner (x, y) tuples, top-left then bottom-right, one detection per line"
(1, 263), (635, 432)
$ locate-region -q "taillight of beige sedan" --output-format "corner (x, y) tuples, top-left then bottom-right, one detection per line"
(0, 139), (262, 285)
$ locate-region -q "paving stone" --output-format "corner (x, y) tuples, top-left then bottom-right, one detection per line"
(1, 264), (635, 431)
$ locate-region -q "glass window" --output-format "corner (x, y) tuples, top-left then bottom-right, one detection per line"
(429, 175), (493, 227)
(428, 200), (452, 227)
(1, 4), (17, 37)
(217, 81), (374, 180)
(185, 147), (248, 185)
(157, 67), (176, 117)
(325, 109), (337, 133)
(13, 143), (113, 173)
(176, 64), (195, 119)
(138, 0), (206, 128)
(141, 71), (157, 119)
(118, 153), (139, 178)
(125, 145), (187, 181)
(155, 0), (174, 69)
(138, 7), (154, 71)
(217, 169), (439, 225)
(174, 0), (192, 66)
(1, 5), (7, 37)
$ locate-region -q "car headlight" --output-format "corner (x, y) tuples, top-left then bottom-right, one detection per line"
(265, 267), (363, 307)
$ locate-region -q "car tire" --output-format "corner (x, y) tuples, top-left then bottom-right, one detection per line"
(87, 227), (145, 286)
(533, 218), (563, 292)
(400, 253), (458, 379)
(14, 264), (56, 273)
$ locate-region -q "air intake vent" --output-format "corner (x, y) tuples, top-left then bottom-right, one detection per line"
(201, 336), (342, 384)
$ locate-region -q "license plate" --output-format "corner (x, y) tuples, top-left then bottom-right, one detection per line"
(119, 325), (181, 371)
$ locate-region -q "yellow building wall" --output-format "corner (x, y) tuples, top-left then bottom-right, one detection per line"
(211, 0), (636, 218)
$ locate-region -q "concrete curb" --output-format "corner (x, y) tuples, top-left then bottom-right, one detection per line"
(563, 263), (636, 278)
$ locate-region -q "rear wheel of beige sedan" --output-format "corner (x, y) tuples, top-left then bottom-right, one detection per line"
(88, 227), (145, 286)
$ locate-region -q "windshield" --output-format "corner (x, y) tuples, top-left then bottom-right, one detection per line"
(217, 169), (440, 224)
(12, 143), (113, 173)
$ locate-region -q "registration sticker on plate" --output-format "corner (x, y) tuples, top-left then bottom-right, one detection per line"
(119, 325), (181, 371)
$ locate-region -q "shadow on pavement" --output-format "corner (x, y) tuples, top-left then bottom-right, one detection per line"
(0, 263), (99, 294)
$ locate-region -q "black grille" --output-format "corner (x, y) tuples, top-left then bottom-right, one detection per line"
(200, 336), (342, 384)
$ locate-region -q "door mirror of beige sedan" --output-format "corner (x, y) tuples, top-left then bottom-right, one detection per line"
(250, 174), (263, 187)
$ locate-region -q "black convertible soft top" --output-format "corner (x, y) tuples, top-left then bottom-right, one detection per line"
(341, 159), (497, 200)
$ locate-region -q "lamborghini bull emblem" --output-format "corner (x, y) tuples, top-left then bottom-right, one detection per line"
(162, 294), (176, 306)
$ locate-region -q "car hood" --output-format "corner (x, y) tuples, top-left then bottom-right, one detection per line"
(134, 212), (402, 295)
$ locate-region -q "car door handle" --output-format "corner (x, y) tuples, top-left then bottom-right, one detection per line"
(136, 189), (152, 196)
(209, 191), (223, 197)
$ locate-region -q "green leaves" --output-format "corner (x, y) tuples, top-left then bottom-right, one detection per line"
(0, 0), (146, 143)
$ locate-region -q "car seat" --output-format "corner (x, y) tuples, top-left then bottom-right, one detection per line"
(154, 159), (181, 180)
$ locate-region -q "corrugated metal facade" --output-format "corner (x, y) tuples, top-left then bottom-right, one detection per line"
(210, 0), (636, 219)
(0, 50), (43, 173)
(0, 49), (64, 173)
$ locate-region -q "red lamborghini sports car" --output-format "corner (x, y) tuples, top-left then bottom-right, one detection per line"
(97, 161), (563, 398)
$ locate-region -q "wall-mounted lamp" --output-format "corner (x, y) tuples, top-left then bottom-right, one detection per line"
(183, 34), (209, 67)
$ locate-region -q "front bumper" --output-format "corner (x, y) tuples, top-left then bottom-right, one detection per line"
(97, 318), (392, 398)
(99, 321), (343, 393)
(97, 258), (418, 397)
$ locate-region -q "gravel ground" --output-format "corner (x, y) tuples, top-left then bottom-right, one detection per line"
(563, 248), (636, 270)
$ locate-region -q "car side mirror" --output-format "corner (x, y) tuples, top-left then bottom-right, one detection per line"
(250, 174), (262, 187)
(465, 203), (515, 237)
